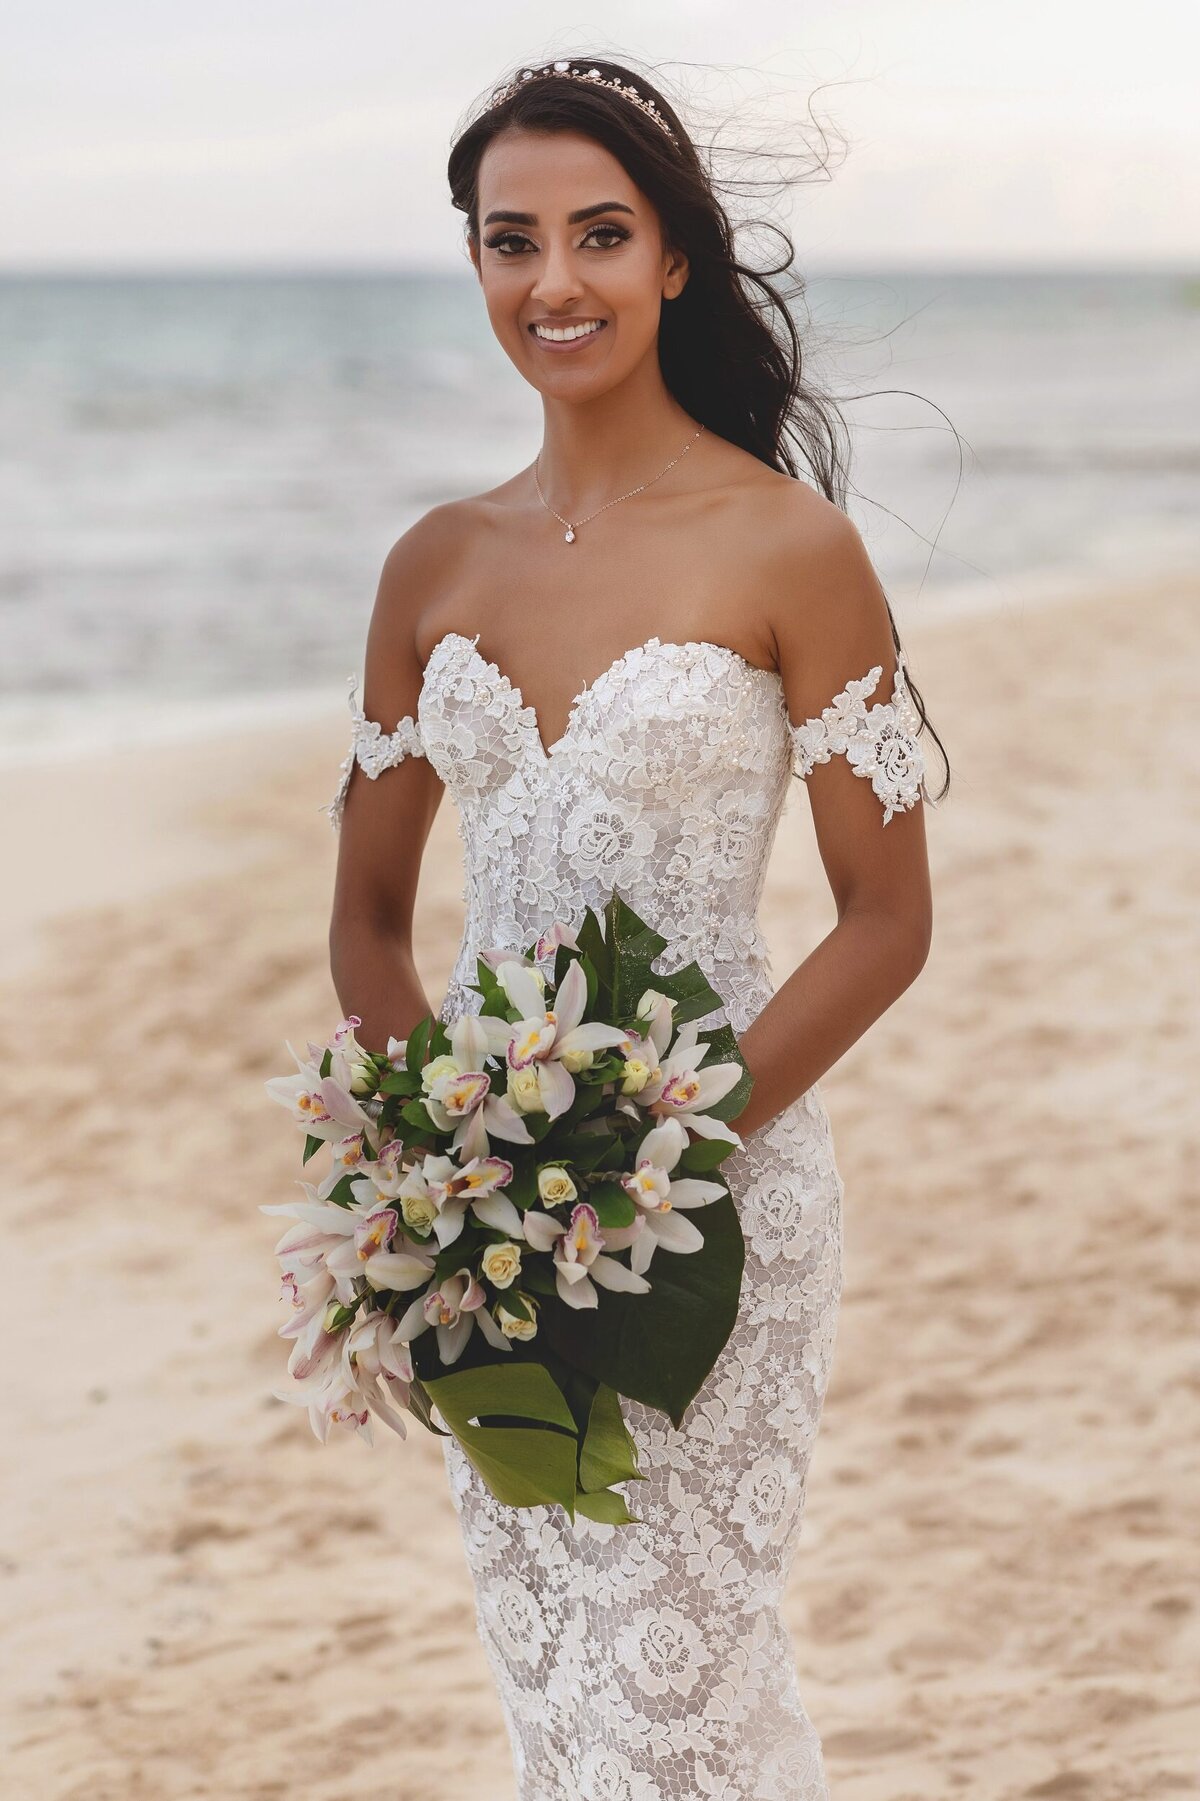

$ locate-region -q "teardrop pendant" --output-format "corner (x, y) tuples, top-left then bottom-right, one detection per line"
(564, 526), (576, 543)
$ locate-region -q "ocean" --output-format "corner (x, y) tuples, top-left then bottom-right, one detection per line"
(2, 267), (1197, 759)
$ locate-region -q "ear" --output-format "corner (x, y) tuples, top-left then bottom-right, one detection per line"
(663, 245), (689, 301)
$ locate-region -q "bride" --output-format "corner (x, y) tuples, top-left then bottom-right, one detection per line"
(326, 54), (941, 1801)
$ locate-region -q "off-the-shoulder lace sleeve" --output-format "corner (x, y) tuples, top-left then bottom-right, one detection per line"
(786, 650), (929, 825)
(324, 674), (427, 831)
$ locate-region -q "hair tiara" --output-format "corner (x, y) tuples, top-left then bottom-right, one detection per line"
(485, 61), (678, 146)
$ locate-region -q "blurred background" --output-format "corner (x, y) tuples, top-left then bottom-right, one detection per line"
(2, 2), (1197, 754)
(3, 6), (1197, 1798)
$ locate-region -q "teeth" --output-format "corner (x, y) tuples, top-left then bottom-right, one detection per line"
(533, 320), (604, 342)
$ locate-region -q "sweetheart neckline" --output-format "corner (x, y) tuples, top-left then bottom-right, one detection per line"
(422, 629), (783, 762)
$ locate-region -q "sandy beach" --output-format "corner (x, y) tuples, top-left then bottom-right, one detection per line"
(3, 575), (1196, 1800)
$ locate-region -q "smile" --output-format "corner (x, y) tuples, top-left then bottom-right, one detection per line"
(529, 319), (607, 346)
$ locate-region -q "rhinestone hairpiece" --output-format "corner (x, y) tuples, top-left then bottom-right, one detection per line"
(485, 61), (678, 145)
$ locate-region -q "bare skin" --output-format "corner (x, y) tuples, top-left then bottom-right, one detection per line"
(329, 125), (933, 1137)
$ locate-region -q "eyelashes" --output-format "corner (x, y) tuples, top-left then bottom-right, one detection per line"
(481, 224), (632, 256)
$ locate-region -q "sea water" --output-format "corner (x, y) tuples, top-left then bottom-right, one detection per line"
(1, 267), (1196, 757)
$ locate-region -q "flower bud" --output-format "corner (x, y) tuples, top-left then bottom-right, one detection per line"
(497, 1296), (539, 1340)
(537, 1165), (578, 1207)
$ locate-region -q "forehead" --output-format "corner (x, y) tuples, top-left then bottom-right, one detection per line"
(477, 127), (641, 213)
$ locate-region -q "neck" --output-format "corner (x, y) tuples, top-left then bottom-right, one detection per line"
(535, 360), (699, 517)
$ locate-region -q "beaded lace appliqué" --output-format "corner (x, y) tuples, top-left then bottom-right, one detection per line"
(785, 653), (928, 825)
(324, 674), (426, 830)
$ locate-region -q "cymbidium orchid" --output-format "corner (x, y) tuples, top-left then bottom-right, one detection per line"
(499, 956), (630, 1120)
(419, 1009), (536, 1159)
(632, 1018), (744, 1146)
(621, 1117), (728, 1275)
(395, 1264), (511, 1362)
(523, 1200), (653, 1309)
(383, 1150), (525, 1250)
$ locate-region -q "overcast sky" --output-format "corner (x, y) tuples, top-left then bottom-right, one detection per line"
(2, 0), (1196, 271)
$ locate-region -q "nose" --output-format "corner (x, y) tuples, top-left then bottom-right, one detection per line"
(529, 234), (585, 311)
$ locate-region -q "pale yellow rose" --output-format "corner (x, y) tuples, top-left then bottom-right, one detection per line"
(399, 1190), (439, 1234)
(497, 1297), (539, 1340)
(558, 1045), (594, 1075)
(537, 1165), (578, 1207)
(420, 1052), (462, 1095)
(481, 1241), (522, 1289)
(620, 1057), (653, 1095)
(507, 1066), (545, 1113)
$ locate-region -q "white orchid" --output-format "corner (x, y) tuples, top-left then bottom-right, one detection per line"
(418, 1010), (536, 1160)
(261, 1181), (434, 1316)
(499, 957), (630, 1121)
(380, 1150), (525, 1250)
(523, 1200), (652, 1310)
(630, 1018), (744, 1146)
(395, 1265), (511, 1363)
(620, 1117), (727, 1276)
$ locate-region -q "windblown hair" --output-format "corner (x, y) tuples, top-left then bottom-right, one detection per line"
(446, 55), (948, 794)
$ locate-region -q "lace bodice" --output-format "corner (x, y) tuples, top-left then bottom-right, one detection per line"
(327, 629), (928, 1037)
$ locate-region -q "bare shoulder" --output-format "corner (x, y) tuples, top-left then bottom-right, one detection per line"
(371, 497), (495, 661)
(752, 480), (893, 667)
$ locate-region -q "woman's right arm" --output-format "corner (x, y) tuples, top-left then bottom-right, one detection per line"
(327, 512), (453, 1053)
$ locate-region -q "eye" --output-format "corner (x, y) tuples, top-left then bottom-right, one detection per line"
(482, 231), (533, 256)
(583, 223), (630, 249)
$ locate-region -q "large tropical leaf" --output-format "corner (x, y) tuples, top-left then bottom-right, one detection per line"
(539, 1191), (745, 1428)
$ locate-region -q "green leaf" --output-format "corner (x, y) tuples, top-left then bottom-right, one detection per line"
(575, 904), (612, 998)
(657, 960), (725, 1025)
(607, 894), (670, 1019)
(406, 1375), (448, 1437)
(450, 1422), (581, 1513)
(579, 1383), (642, 1492)
(400, 1099), (436, 1132)
(379, 1070), (421, 1097)
(586, 1181), (636, 1228)
(422, 1360), (577, 1434)
(540, 1192), (745, 1430)
(319, 1048), (333, 1078)
(302, 1133), (323, 1164)
(678, 1136), (736, 1173)
(404, 1015), (433, 1076)
(573, 1485), (640, 1525)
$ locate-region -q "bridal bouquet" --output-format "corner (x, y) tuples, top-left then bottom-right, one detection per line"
(264, 892), (752, 1525)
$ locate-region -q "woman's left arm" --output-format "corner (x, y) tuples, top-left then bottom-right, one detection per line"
(728, 504), (934, 1137)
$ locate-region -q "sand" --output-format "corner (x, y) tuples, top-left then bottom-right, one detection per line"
(2, 576), (1196, 1800)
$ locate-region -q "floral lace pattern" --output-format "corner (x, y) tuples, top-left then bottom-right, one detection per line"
(325, 628), (927, 1797)
(785, 651), (928, 825)
(325, 674), (428, 831)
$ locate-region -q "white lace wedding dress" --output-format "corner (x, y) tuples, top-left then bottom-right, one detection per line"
(329, 628), (928, 1800)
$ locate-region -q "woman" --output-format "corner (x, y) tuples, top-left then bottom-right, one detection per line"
(327, 55), (941, 1801)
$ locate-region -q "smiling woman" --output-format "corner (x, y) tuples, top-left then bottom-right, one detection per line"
(325, 49), (944, 1801)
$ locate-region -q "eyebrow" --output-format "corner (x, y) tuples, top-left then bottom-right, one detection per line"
(481, 200), (636, 227)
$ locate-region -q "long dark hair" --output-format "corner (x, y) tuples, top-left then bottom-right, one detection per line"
(447, 55), (948, 797)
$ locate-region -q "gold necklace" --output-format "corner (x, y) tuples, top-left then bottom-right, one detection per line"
(534, 423), (706, 543)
